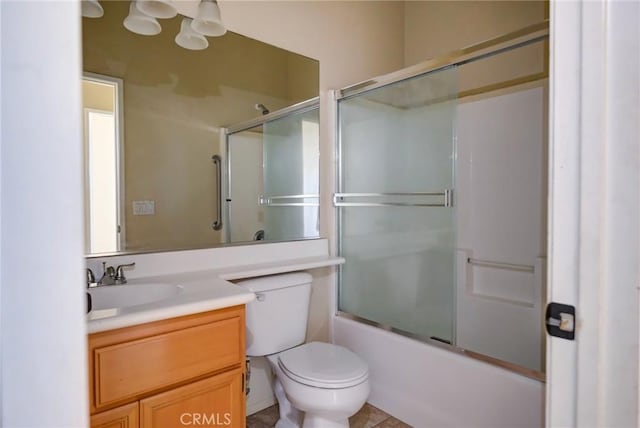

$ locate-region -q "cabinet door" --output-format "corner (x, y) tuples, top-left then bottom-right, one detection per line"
(91, 402), (138, 428)
(140, 368), (244, 428)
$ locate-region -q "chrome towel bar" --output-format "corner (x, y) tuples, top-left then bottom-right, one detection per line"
(333, 190), (453, 207)
(467, 257), (535, 273)
(259, 194), (319, 207)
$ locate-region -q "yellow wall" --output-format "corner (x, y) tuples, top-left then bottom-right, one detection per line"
(404, 1), (546, 65)
(404, 1), (548, 95)
(219, 1), (406, 91)
(82, 1), (318, 252)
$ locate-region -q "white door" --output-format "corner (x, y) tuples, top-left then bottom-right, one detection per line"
(546, 1), (639, 426)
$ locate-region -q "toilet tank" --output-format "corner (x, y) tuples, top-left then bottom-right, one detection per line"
(237, 272), (312, 357)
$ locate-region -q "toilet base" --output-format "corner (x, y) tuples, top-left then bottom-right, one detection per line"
(302, 414), (349, 428)
(272, 374), (303, 428)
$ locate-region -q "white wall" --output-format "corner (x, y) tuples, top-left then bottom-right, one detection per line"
(0, 1), (88, 426)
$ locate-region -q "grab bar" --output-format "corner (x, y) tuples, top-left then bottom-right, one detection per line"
(333, 190), (453, 207)
(259, 194), (319, 207)
(467, 257), (534, 273)
(211, 155), (223, 230)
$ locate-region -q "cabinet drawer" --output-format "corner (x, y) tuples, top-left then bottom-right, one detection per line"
(92, 311), (243, 410)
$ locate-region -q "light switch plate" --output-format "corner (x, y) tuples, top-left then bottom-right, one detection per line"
(133, 200), (155, 216)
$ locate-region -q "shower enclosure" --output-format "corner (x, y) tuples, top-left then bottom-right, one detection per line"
(335, 22), (549, 377)
(223, 98), (320, 243)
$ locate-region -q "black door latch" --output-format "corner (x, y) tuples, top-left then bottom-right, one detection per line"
(545, 302), (575, 340)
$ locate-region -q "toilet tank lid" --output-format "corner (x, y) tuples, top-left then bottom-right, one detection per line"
(235, 272), (312, 293)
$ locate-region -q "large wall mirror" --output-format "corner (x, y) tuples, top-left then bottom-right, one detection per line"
(82, 1), (320, 256)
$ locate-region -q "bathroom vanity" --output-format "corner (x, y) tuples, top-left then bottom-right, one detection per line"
(88, 305), (246, 428)
(85, 271), (256, 428)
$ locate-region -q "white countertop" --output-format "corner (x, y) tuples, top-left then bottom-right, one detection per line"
(87, 255), (344, 334)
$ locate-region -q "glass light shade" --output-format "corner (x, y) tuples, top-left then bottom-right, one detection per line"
(191, 0), (226, 37)
(175, 18), (209, 51)
(135, 0), (177, 19)
(124, 2), (161, 36)
(82, 0), (104, 18)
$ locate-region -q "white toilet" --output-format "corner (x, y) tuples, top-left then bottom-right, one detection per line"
(238, 272), (370, 428)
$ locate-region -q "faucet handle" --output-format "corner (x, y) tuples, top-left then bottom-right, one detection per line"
(86, 268), (96, 288)
(115, 262), (136, 283)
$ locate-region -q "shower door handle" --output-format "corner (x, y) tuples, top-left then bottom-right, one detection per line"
(211, 154), (223, 231)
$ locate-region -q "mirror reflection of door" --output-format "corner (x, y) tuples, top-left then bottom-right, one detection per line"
(82, 74), (124, 254)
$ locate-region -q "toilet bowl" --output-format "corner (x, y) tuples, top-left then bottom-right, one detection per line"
(267, 342), (370, 428)
(237, 273), (370, 428)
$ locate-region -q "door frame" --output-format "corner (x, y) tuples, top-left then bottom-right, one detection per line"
(82, 72), (126, 253)
(546, 1), (640, 425)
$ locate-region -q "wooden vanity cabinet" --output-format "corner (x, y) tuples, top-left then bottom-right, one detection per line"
(88, 306), (246, 428)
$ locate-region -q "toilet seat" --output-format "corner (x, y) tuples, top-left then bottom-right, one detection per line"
(278, 342), (369, 389)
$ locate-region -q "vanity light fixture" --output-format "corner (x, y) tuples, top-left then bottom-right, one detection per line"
(87, 0), (227, 50)
(135, 0), (178, 19)
(82, 0), (104, 18)
(191, 0), (227, 37)
(175, 18), (209, 51)
(123, 2), (162, 36)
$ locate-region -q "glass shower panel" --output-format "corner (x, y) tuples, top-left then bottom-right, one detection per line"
(263, 107), (319, 241)
(227, 128), (264, 243)
(338, 67), (458, 343)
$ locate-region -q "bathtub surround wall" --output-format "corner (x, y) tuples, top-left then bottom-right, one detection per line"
(455, 84), (547, 372)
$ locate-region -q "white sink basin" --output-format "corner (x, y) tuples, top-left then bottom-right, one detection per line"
(88, 283), (183, 311)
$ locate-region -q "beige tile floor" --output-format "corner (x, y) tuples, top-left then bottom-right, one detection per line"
(246, 403), (412, 428)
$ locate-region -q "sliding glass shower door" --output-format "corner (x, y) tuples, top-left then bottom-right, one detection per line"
(262, 107), (319, 241)
(337, 67), (458, 343)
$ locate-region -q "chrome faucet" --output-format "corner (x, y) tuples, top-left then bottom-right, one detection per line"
(95, 261), (136, 286)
